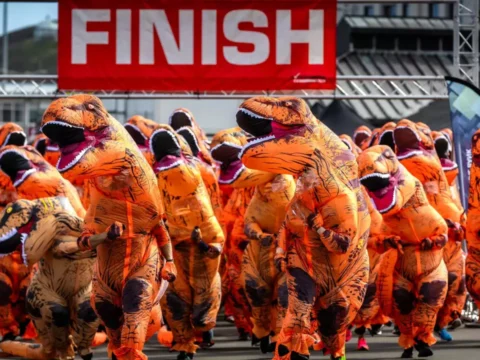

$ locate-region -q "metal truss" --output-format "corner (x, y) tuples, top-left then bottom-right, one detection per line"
(0, 75), (448, 100)
(453, 0), (480, 86)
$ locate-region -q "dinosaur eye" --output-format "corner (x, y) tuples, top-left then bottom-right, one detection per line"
(6, 207), (12, 214)
(383, 150), (394, 159)
(283, 101), (293, 107)
(86, 103), (95, 111)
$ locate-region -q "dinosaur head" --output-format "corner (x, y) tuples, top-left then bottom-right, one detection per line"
(169, 108), (209, 148)
(0, 123), (27, 148)
(211, 128), (248, 184)
(124, 115), (158, 152)
(353, 126), (371, 149)
(375, 122), (396, 150)
(432, 131), (456, 170)
(176, 125), (213, 165)
(358, 145), (414, 215)
(393, 119), (435, 160)
(339, 134), (362, 157)
(236, 96), (319, 175)
(0, 145), (50, 189)
(41, 95), (134, 178)
(32, 133), (47, 156)
(150, 124), (191, 173)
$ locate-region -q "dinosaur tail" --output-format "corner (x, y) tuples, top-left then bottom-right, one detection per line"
(0, 341), (48, 359)
(376, 248), (398, 318)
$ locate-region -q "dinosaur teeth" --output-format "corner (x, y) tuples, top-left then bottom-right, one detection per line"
(2, 132), (27, 147)
(13, 168), (36, 187)
(46, 145), (60, 151)
(20, 233), (28, 265)
(124, 123), (147, 140)
(149, 129), (180, 153)
(154, 159), (183, 172)
(0, 228), (17, 242)
(218, 164), (245, 185)
(42, 121), (84, 131)
(359, 173), (390, 181)
(396, 150), (422, 160)
(57, 146), (93, 172)
(239, 135), (275, 158)
(238, 108), (273, 121)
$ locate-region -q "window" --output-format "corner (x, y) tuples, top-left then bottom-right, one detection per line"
(403, 4), (411, 17)
(384, 5), (397, 17)
(430, 3), (441, 18)
(364, 6), (374, 16)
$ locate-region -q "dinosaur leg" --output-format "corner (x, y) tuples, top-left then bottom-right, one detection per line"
(228, 264), (252, 335)
(275, 267), (316, 360)
(71, 283), (100, 359)
(164, 259), (196, 354)
(414, 259), (448, 347)
(243, 240), (274, 341)
(465, 248), (480, 308)
(15, 274), (36, 340)
(436, 243), (466, 329)
(0, 271), (17, 338)
(391, 273), (416, 350)
(274, 272), (288, 342)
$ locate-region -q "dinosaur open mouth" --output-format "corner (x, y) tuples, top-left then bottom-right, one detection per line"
(394, 126), (422, 160)
(169, 110), (193, 130)
(434, 136), (451, 160)
(360, 172), (397, 213)
(236, 107), (306, 158)
(46, 143), (60, 152)
(379, 130), (395, 150)
(41, 121), (95, 172)
(1, 131), (27, 148)
(0, 150), (36, 187)
(177, 126), (200, 157)
(440, 158), (458, 171)
(150, 129), (183, 172)
(34, 138), (47, 155)
(354, 130), (370, 147)
(211, 142), (244, 184)
(124, 123), (148, 151)
(0, 217), (34, 263)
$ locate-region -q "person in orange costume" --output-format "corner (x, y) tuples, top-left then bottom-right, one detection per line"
(149, 124), (224, 360)
(0, 123), (30, 341)
(465, 130), (480, 312)
(358, 145), (448, 358)
(0, 197), (121, 359)
(393, 120), (466, 341)
(237, 97), (370, 360)
(40, 95), (177, 360)
(211, 128), (295, 353)
(124, 115), (157, 167)
(352, 126), (372, 150)
(176, 126), (223, 219)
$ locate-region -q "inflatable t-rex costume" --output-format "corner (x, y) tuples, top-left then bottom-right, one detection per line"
(372, 122), (396, 150)
(169, 108), (210, 151)
(124, 115), (157, 167)
(352, 126), (371, 150)
(0, 123), (30, 340)
(466, 130), (480, 309)
(40, 94), (176, 360)
(150, 125), (224, 360)
(210, 128), (254, 339)
(211, 128), (295, 352)
(0, 197), (120, 360)
(339, 134), (362, 157)
(393, 120), (466, 337)
(358, 145), (448, 358)
(237, 96), (370, 360)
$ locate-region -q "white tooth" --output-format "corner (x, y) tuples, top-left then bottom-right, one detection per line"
(20, 233), (28, 265)
(238, 108), (273, 121)
(218, 164), (245, 185)
(46, 145), (60, 151)
(13, 168), (36, 187)
(0, 228), (17, 242)
(378, 187), (397, 214)
(360, 172), (390, 181)
(41, 121), (84, 132)
(177, 127), (200, 150)
(57, 146), (93, 172)
(154, 159), (183, 172)
(239, 135), (275, 158)
(396, 150), (422, 160)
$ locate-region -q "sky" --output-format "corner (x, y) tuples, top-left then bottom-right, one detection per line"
(0, 2), (58, 33)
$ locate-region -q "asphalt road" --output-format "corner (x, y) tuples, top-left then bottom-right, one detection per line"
(89, 322), (479, 360)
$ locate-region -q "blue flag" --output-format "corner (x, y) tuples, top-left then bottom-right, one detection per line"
(445, 76), (480, 209)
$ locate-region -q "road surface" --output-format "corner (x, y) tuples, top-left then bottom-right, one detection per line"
(89, 321), (479, 360)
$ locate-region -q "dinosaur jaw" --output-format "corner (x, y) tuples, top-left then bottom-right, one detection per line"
(0, 149), (36, 187)
(1, 131), (27, 148)
(394, 126), (422, 160)
(211, 142), (244, 184)
(360, 172), (398, 214)
(150, 128), (183, 173)
(124, 123), (149, 151)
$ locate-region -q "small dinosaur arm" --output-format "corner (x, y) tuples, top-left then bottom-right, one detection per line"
(41, 94), (175, 360)
(0, 197), (122, 360)
(209, 127), (255, 336)
(394, 120), (466, 328)
(358, 145), (448, 351)
(237, 96), (370, 360)
(466, 129), (480, 309)
(149, 125), (224, 355)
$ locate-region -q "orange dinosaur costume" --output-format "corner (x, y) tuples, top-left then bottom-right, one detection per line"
(394, 121), (466, 336)
(0, 197), (119, 360)
(124, 115), (157, 167)
(0, 123), (29, 340)
(210, 128), (254, 340)
(358, 145), (448, 358)
(149, 125), (224, 360)
(41, 95), (177, 360)
(211, 128), (295, 352)
(372, 122), (396, 150)
(237, 97), (370, 360)
(169, 108), (210, 151)
(466, 130), (480, 309)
